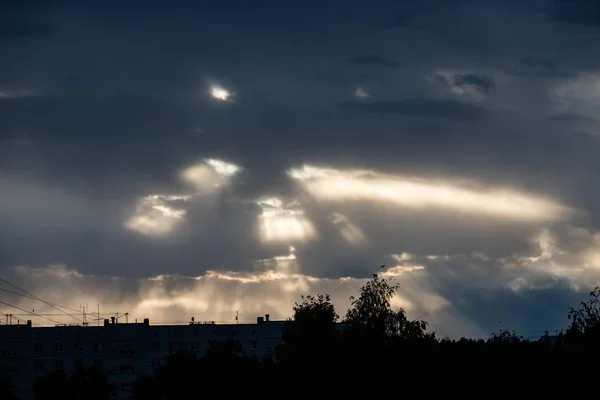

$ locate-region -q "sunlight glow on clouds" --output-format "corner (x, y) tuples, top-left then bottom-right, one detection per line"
(125, 194), (189, 236)
(256, 197), (316, 243)
(125, 158), (241, 236)
(288, 165), (571, 222)
(180, 158), (241, 191)
(5, 261), (450, 331)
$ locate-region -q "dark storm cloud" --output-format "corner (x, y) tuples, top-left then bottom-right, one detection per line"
(550, 112), (595, 122)
(347, 55), (402, 68)
(453, 73), (497, 93)
(547, 0), (600, 26)
(339, 98), (487, 121)
(521, 58), (572, 77)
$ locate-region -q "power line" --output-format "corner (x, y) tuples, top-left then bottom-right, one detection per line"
(0, 278), (83, 323)
(3, 313), (117, 317)
(0, 287), (83, 314)
(0, 300), (62, 325)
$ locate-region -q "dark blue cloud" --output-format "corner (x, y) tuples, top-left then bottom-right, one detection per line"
(348, 55), (402, 68)
(339, 98), (487, 120)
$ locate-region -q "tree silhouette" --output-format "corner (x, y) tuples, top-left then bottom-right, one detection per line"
(567, 286), (600, 340)
(344, 272), (429, 341)
(61, 274), (600, 399)
(279, 294), (339, 361)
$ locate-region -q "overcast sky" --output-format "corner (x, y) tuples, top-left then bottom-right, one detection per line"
(1, 0), (600, 338)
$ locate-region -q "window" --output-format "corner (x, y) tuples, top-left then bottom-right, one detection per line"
(35, 360), (45, 372)
(151, 359), (161, 368)
(76, 343), (84, 352)
(3, 366), (17, 375)
(74, 360), (83, 370)
(34, 343), (43, 354)
(120, 365), (134, 373)
(93, 343), (102, 353)
(120, 349), (135, 357)
(55, 360), (64, 370)
(55, 343), (63, 353)
(152, 342), (160, 351)
(252, 340), (257, 349)
(190, 341), (199, 350)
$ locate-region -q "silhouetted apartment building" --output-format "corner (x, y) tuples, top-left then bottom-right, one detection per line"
(0, 315), (284, 400)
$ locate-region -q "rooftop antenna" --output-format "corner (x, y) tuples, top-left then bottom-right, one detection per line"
(80, 305), (89, 326)
(94, 304), (102, 327)
(125, 313), (129, 324)
(235, 311), (239, 324)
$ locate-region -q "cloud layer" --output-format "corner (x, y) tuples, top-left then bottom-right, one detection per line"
(2, 0), (600, 337)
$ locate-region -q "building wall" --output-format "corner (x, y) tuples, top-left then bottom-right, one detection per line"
(0, 318), (286, 400)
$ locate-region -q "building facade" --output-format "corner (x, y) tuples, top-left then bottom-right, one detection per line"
(0, 315), (285, 400)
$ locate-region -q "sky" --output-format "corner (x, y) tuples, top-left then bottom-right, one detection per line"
(1, 0), (600, 338)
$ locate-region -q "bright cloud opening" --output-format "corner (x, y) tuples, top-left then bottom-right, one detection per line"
(288, 165), (571, 222)
(124, 194), (189, 236)
(256, 197), (316, 243)
(181, 158), (241, 190)
(210, 86), (231, 101)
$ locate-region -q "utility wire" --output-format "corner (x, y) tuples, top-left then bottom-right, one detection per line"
(0, 287), (83, 314)
(0, 300), (62, 325)
(0, 278), (83, 323)
(3, 313), (117, 317)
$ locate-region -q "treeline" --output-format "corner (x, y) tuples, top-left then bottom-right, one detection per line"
(130, 274), (599, 399)
(11, 274), (600, 399)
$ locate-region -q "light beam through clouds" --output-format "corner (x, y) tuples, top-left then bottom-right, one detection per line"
(288, 165), (572, 222)
(330, 212), (367, 245)
(125, 159), (241, 236)
(256, 197), (316, 243)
